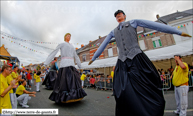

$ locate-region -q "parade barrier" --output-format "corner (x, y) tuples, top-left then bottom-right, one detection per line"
(84, 78), (91, 88)
(95, 77), (106, 91)
(188, 71), (193, 87)
(161, 74), (172, 94)
(84, 77), (113, 90)
(84, 72), (192, 92)
(161, 74), (172, 91)
(105, 78), (113, 90)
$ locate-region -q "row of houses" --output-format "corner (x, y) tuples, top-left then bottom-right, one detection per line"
(26, 9), (193, 74)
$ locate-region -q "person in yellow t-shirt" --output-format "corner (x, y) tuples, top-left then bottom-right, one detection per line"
(0, 64), (16, 114)
(33, 70), (37, 86)
(11, 66), (23, 91)
(16, 80), (36, 108)
(36, 71), (43, 92)
(172, 55), (189, 116)
(7, 73), (18, 109)
(111, 66), (115, 82)
(80, 72), (86, 88)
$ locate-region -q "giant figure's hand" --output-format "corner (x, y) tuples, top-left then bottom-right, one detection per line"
(88, 60), (93, 65)
(181, 32), (192, 37)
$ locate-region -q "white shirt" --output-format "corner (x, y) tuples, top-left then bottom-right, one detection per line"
(44, 42), (81, 69)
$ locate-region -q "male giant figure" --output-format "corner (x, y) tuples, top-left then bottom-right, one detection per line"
(89, 10), (191, 116)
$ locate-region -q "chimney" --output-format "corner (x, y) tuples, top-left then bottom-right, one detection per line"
(81, 44), (84, 48)
(99, 36), (101, 39)
(89, 41), (92, 43)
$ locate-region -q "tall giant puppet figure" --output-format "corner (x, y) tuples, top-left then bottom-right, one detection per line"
(89, 10), (192, 116)
(44, 33), (87, 103)
(42, 57), (58, 90)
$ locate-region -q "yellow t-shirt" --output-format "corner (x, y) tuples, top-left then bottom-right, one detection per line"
(0, 74), (12, 113)
(11, 71), (19, 85)
(172, 62), (189, 86)
(16, 85), (25, 95)
(36, 75), (41, 83)
(11, 72), (18, 79)
(34, 74), (37, 79)
(111, 71), (114, 82)
(6, 74), (13, 93)
(80, 74), (86, 81)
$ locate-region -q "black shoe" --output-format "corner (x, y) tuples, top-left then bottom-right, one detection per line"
(111, 94), (114, 96)
(36, 90), (40, 92)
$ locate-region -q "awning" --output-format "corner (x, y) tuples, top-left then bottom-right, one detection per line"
(145, 39), (192, 61)
(76, 56), (118, 69)
(0, 55), (20, 62)
(77, 39), (192, 69)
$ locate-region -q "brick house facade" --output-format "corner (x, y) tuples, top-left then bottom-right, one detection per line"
(77, 29), (176, 63)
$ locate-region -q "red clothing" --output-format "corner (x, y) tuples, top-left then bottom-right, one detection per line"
(27, 73), (32, 80)
(90, 78), (95, 84)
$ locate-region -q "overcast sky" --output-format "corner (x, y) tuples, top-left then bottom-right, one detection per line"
(1, 1), (192, 66)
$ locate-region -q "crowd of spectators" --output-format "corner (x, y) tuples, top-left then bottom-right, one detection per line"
(0, 63), (50, 115)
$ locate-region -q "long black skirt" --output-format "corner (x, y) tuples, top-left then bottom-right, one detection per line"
(49, 66), (87, 103)
(42, 71), (57, 90)
(113, 52), (165, 116)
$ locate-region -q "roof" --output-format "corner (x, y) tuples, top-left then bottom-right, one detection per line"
(76, 46), (86, 54)
(143, 9), (193, 33)
(0, 55), (20, 62)
(158, 9), (193, 24)
(0, 44), (11, 56)
(181, 9), (193, 15)
(93, 36), (106, 47)
(76, 37), (107, 54)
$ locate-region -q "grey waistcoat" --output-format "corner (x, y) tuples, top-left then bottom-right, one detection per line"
(114, 21), (142, 62)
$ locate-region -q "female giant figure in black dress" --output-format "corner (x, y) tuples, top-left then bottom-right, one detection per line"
(44, 33), (87, 103)
(42, 57), (58, 90)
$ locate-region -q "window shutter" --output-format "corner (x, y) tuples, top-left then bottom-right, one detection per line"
(153, 41), (156, 48)
(158, 39), (162, 46)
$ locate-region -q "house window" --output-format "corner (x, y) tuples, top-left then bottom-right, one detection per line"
(153, 39), (162, 48)
(108, 47), (113, 57)
(97, 43), (100, 46)
(139, 40), (146, 50)
(82, 54), (86, 62)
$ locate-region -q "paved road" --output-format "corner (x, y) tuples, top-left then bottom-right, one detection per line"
(17, 84), (193, 116)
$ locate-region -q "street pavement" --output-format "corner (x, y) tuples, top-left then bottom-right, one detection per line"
(17, 83), (193, 116)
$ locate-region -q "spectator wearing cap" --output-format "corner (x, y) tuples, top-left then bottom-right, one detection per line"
(0, 64), (16, 114)
(16, 80), (36, 108)
(80, 71), (86, 88)
(172, 55), (189, 116)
